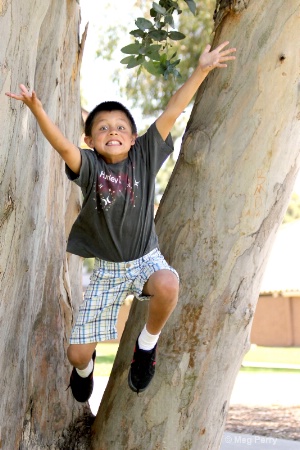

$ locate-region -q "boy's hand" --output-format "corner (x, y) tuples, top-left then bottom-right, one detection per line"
(199, 41), (236, 73)
(6, 83), (81, 174)
(156, 40), (236, 141)
(156, 40), (236, 140)
(6, 84), (42, 113)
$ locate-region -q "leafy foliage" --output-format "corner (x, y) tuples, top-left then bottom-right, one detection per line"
(120, 0), (197, 79)
(122, 0), (215, 117)
(283, 192), (300, 223)
(95, 0), (215, 117)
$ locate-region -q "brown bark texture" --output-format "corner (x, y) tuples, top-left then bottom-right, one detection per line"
(0, 1), (90, 449)
(92, 1), (300, 449)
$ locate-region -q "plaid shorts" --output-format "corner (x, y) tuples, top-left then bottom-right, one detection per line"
(69, 248), (179, 344)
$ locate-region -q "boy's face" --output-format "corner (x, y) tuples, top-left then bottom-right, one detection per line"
(84, 110), (137, 164)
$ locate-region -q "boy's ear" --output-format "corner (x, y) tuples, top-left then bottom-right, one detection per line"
(84, 135), (94, 149)
(131, 133), (138, 145)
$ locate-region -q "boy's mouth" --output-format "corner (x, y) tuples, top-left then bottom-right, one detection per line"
(106, 140), (122, 146)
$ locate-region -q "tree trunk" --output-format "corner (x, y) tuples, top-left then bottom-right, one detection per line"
(92, 1), (300, 449)
(0, 2), (92, 449)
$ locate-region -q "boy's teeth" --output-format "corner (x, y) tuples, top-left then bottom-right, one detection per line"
(107, 141), (121, 145)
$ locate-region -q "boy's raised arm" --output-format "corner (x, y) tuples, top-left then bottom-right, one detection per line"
(155, 41), (236, 141)
(5, 84), (81, 174)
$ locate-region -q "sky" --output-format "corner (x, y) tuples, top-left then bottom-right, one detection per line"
(79, 0), (131, 104)
(79, 0), (147, 128)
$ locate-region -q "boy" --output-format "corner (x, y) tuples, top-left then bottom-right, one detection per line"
(6, 41), (236, 401)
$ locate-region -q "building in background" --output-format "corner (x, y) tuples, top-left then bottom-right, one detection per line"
(251, 220), (300, 347)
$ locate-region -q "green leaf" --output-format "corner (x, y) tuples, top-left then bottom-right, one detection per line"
(150, 8), (157, 18)
(137, 65), (143, 78)
(147, 51), (161, 61)
(163, 66), (182, 79)
(120, 56), (134, 64)
(145, 45), (161, 61)
(147, 44), (161, 52)
(143, 60), (164, 76)
(173, 69), (182, 78)
(148, 29), (168, 41)
(152, 2), (167, 15)
(168, 31), (186, 40)
(130, 29), (145, 38)
(121, 43), (141, 55)
(184, 0), (196, 15)
(164, 14), (175, 28)
(127, 56), (144, 69)
(154, 19), (164, 30)
(169, 59), (180, 68)
(159, 0), (180, 14)
(138, 46), (148, 55)
(160, 53), (167, 65)
(135, 17), (153, 31)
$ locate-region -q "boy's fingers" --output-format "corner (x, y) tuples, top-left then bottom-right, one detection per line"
(5, 92), (22, 100)
(220, 56), (236, 63)
(5, 84), (36, 103)
(203, 44), (211, 54)
(220, 48), (236, 56)
(19, 84), (30, 96)
(215, 40), (230, 52)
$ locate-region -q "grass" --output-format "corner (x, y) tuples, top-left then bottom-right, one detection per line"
(243, 345), (300, 365)
(241, 345), (300, 373)
(94, 343), (118, 377)
(93, 343), (300, 377)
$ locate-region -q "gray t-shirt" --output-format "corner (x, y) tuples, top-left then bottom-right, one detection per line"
(66, 122), (173, 262)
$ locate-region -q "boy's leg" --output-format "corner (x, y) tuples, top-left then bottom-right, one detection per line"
(128, 268), (179, 394)
(142, 269), (179, 334)
(68, 258), (130, 401)
(67, 342), (97, 403)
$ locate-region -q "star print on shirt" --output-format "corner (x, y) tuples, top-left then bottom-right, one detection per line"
(95, 168), (141, 211)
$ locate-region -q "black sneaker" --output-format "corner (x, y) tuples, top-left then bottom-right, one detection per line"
(69, 350), (96, 402)
(128, 339), (157, 394)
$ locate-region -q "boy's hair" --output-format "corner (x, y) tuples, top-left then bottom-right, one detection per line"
(84, 101), (137, 136)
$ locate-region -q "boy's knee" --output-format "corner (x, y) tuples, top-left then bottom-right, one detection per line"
(67, 344), (96, 369)
(155, 271), (179, 303)
(67, 346), (83, 368)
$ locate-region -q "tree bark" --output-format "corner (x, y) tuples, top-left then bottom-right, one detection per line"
(0, 1), (91, 449)
(92, 1), (300, 449)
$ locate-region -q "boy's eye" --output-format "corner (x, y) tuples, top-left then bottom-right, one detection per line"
(118, 125), (125, 130)
(100, 126), (108, 131)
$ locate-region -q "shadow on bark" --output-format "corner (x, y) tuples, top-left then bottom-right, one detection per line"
(57, 411), (95, 450)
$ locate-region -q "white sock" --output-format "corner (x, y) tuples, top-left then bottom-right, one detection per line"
(138, 325), (160, 351)
(75, 359), (93, 378)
